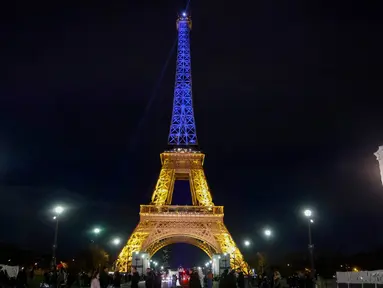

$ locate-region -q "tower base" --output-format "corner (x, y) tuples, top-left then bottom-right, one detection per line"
(116, 205), (249, 273)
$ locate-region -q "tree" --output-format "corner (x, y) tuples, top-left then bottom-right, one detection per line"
(256, 252), (267, 275)
(76, 244), (109, 270)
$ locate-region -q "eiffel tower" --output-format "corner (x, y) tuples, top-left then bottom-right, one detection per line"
(116, 12), (249, 273)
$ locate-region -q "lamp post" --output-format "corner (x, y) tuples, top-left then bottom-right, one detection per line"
(303, 209), (315, 276)
(51, 205), (64, 267)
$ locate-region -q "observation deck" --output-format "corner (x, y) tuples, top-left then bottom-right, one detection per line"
(139, 205), (224, 218)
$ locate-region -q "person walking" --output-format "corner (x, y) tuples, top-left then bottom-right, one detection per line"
(91, 272), (101, 288)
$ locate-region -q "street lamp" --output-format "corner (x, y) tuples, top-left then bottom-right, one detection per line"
(51, 205), (65, 267)
(264, 229), (272, 237)
(54, 206), (64, 215)
(304, 209), (312, 217)
(112, 238), (121, 245)
(244, 240), (251, 247)
(93, 227), (101, 234)
(303, 209), (315, 276)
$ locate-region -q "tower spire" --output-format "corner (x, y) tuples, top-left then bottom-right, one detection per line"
(168, 12), (198, 147)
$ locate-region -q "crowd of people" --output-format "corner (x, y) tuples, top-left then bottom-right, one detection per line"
(0, 264), (315, 288)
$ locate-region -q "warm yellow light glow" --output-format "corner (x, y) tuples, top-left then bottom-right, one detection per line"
(150, 152), (214, 206)
(115, 151), (249, 274)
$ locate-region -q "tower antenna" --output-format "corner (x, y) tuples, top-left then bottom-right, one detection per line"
(168, 12), (198, 147)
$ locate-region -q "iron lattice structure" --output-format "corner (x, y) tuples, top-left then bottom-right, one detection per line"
(116, 14), (249, 274)
(168, 14), (197, 146)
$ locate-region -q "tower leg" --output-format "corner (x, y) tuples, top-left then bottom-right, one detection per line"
(190, 168), (213, 206)
(151, 165), (175, 205)
(214, 222), (249, 273)
(116, 223), (150, 272)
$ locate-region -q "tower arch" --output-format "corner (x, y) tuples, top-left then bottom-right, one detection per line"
(144, 235), (217, 258)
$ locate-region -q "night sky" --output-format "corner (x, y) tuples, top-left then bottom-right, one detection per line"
(1, 1), (383, 268)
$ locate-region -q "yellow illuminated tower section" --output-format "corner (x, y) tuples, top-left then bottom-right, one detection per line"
(116, 13), (249, 273)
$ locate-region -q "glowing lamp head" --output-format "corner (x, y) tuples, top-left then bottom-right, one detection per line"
(304, 209), (312, 217)
(244, 240), (250, 247)
(182, 12), (187, 17)
(53, 206), (64, 215)
(113, 238), (121, 245)
(264, 229), (272, 237)
(93, 228), (101, 234)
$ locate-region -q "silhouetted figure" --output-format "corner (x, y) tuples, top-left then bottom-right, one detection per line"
(145, 269), (155, 288)
(219, 269), (228, 288)
(131, 267), (140, 288)
(237, 270), (245, 288)
(226, 270), (237, 288)
(16, 267), (27, 288)
(112, 271), (121, 288)
(189, 271), (201, 288)
(155, 271), (162, 288)
(172, 274), (177, 288)
(0, 267), (10, 288)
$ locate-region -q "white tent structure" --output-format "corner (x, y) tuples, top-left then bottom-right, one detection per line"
(0, 265), (19, 278)
(374, 146), (383, 185)
(337, 271), (383, 288)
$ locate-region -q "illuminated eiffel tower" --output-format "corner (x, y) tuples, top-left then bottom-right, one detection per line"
(116, 12), (249, 273)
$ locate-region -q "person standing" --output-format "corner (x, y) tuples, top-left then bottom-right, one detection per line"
(206, 270), (213, 288)
(189, 270), (201, 288)
(113, 271), (121, 288)
(91, 272), (101, 288)
(131, 267), (140, 288)
(237, 269), (245, 288)
(155, 271), (162, 288)
(273, 271), (281, 288)
(145, 268), (155, 288)
(100, 267), (109, 288)
(226, 270), (237, 288)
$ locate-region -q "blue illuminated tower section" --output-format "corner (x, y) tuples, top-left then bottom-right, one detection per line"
(168, 12), (198, 147)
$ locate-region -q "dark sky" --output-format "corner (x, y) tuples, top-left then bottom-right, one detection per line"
(1, 0), (383, 267)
